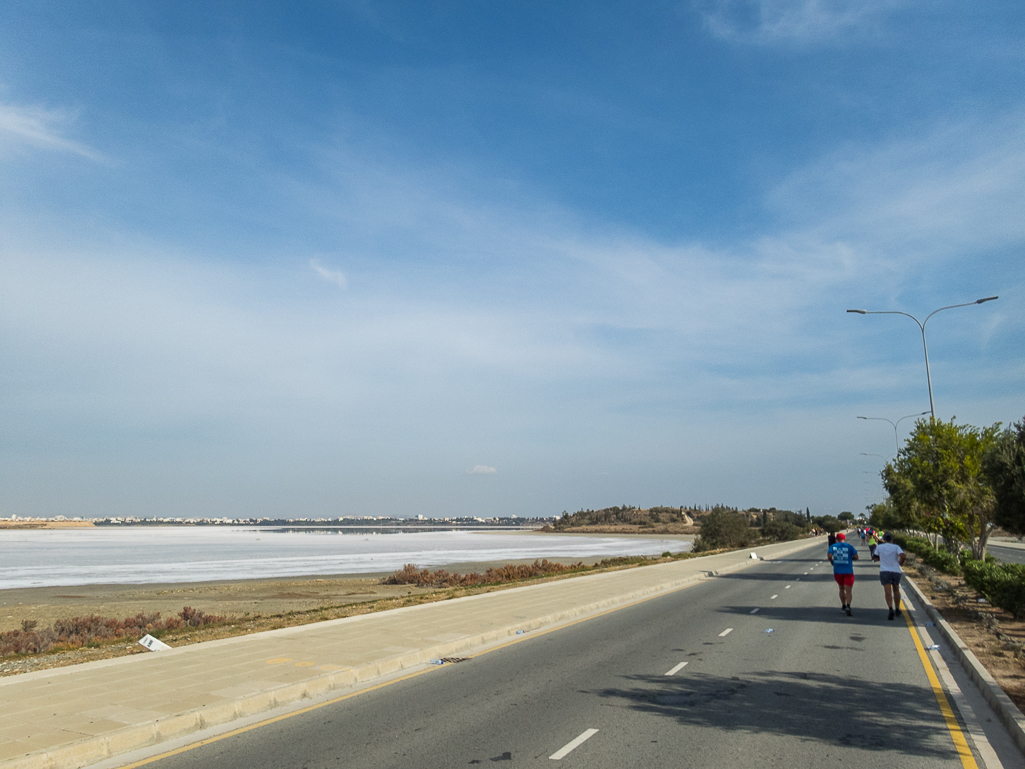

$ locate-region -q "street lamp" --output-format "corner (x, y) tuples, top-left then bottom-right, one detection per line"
(857, 411), (931, 454)
(847, 297), (998, 420)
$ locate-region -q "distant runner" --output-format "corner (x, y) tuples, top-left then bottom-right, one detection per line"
(828, 532), (859, 617)
(875, 533), (906, 620)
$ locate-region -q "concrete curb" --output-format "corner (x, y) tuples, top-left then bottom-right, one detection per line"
(2, 540), (817, 769)
(903, 576), (1025, 755)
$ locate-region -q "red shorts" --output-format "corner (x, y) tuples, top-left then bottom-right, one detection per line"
(834, 573), (855, 586)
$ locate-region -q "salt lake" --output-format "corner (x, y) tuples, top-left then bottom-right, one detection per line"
(0, 527), (691, 589)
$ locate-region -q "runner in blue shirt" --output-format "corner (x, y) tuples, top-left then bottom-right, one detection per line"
(828, 532), (859, 617)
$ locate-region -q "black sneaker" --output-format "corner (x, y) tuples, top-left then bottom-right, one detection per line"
(845, 606), (852, 617)
(895, 608), (902, 617)
(887, 609), (895, 620)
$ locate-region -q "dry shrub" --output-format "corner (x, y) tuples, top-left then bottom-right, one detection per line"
(0, 607), (225, 657)
(384, 559), (585, 588)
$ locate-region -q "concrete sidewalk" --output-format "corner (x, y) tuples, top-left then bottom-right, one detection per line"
(1, 539), (817, 769)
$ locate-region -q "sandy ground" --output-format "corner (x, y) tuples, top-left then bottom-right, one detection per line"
(0, 553), (650, 634)
(1, 528), (693, 634)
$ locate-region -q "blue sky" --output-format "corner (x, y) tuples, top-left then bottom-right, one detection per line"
(1, 1), (1022, 520)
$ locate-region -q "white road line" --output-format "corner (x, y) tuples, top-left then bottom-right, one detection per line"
(718, 627), (733, 637)
(665, 661), (689, 675)
(770, 594), (778, 599)
(785, 585), (791, 589)
(750, 608), (760, 614)
(803, 572), (808, 575)
(550, 729), (599, 760)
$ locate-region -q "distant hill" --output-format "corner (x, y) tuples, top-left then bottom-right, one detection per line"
(547, 506), (696, 534)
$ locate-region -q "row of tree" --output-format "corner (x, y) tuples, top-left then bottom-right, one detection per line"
(873, 416), (1025, 559)
(693, 508), (849, 550)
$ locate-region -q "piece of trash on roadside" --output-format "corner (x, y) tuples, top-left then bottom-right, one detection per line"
(138, 634), (172, 652)
(926, 644), (940, 651)
(750, 553), (758, 560)
(516, 630), (525, 635)
(977, 598), (987, 603)
(429, 659), (444, 665)
(764, 629), (775, 634)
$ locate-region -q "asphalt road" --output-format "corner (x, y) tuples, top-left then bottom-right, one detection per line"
(988, 544), (1025, 565)
(135, 544), (976, 769)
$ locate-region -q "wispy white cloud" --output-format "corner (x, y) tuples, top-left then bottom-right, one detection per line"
(0, 101), (103, 160)
(310, 257), (348, 289)
(766, 114), (1025, 259)
(1, 105), (1020, 518)
(696, 0), (908, 44)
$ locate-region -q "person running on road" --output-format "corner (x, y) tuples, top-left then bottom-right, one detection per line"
(828, 532), (859, 616)
(867, 530), (879, 561)
(875, 533), (906, 620)
(827, 531), (837, 548)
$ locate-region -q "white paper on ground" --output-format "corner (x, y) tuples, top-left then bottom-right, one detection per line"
(138, 634), (172, 651)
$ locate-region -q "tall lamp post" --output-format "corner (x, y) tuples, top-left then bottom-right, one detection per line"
(857, 411), (931, 455)
(847, 297), (998, 420)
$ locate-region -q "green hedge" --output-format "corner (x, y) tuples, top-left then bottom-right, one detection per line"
(871, 535), (1024, 617)
(960, 558), (1025, 619)
(893, 535), (961, 576)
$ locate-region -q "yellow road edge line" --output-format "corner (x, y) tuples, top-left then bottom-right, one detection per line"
(115, 578), (703, 768)
(903, 610), (979, 769)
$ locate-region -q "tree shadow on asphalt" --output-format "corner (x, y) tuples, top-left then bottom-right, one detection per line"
(715, 566), (875, 582)
(590, 670), (955, 759)
(716, 603), (902, 627)
(711, 571), (836, 582)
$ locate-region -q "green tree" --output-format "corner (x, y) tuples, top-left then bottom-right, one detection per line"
(812, 515), (842, 534)
(983, 416), (1025, 537)
(867, 499), (907, 532)
(694, 509), (753, 551)
(838, 512), (855, 524)
(761, 520), (803, 542)
(773, 510), (808, 528)
(882, 418), (1000, 559)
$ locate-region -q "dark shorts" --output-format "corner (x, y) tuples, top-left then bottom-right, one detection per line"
(879, 571), (902, 586)
(834, 573), (855, 586)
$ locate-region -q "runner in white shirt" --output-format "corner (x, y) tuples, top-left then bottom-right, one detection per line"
(875, 533), (906, 620)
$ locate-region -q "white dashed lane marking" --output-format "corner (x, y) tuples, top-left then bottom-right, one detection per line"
(750, 608), (760, 614)
(718, 628), (734, 637)
(771, 594), (778, 599)
(665, 662), (689, 676)
(550, 729), (599, 760)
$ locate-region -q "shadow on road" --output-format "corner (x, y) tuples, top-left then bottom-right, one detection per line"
(713, 571), (837, 582)
(717, 603), (902, 626)
(591, 670), (954, 759)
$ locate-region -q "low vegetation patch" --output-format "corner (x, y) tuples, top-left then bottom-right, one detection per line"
(894, 534), (1025, 620)
(961, 557), (1025, 620)
(2, 551), (713, 673)
(383, 551), (708, 589)
(384, 559), (588, 588)
(0, 607), (225, 657)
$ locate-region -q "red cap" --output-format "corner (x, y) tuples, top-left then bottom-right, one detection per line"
(836, 533), (846, 540)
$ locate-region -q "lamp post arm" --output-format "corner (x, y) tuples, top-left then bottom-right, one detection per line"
(847, 297), (997, 423)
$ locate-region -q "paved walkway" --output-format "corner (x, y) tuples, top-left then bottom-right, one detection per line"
(990, 538), (1025, 551)
(1, 539), (817, 769)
